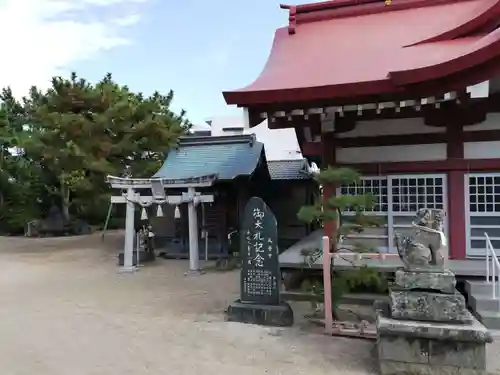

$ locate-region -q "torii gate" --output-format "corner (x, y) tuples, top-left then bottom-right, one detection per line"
(106, 174), (215, 274)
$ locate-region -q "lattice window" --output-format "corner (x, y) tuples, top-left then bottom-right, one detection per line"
(468, 175), (500, 213)
(339, 177), (388, 213)
(391, 176), (444, 213)
(467, 174), (500, 257)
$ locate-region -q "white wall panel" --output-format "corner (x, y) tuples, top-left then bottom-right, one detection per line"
(337, 118), (444, 138)
(464, 113), (500, 131)
(464, 141), (500, 159)
(336, 144), (447, 163)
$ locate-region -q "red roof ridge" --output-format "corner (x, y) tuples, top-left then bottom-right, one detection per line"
(223, 0), (500, 106)
(281, 0), (383, 13)
(406, 0), (500, 46)
(390, 27), (500, 86)
(280, 0), (477, 34)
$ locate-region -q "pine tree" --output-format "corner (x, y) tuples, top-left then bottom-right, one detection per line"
(0, 90), (45, 232)
(298, 166), (381, 244)
(297, 166), (386, 320)
(15, 72), (190, 222)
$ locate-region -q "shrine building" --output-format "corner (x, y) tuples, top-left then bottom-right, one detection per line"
(222, 0), (500, 260)
(108, 118), (317, 269)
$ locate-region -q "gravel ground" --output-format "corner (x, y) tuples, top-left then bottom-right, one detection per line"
(0, 231), (499, 375)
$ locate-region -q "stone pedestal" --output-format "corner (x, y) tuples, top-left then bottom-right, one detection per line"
(376, 301), (492, 375)
(395, 269), (456, 294)
(375, 268), (493, 375)
(390, 290), (472, 323)
(226, 300), (294, 327)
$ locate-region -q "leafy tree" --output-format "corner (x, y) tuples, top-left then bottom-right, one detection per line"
(297, 166), (387, 320)
(0, 89), (46, 233)
(11, 72), (190, 223)
(0, 88), (25, 202)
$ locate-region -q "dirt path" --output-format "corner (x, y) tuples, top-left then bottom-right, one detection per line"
(0, 232), (498, 375)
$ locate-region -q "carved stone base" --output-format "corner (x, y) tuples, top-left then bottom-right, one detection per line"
(395, 269), (456, 294)
(226, 300), (294, 327)
(375, 301), (492, 375)
(390, 290), (472, 323)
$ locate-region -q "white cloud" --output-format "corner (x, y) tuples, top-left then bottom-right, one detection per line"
(0, 0), (146, 97)
(112, 14), (141, 27)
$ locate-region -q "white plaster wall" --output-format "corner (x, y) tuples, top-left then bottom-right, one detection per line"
(189, 123), (212, 133)
(464, 141), (500, 159)
(245, 121), (302, 160)
(204, 115), (303, 161)
(336, 117), (445, 138)
(462, 114), (500, 159)
(336, 144), (447, 163)
(464, 113), (500, 131)
(204, 116), (243, 136)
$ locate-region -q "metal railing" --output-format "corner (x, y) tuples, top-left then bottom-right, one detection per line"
(485, 232), (500, 299)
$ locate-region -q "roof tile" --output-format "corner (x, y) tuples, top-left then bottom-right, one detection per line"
(268, 159), (311, 180)
(153, 134), (265, 181)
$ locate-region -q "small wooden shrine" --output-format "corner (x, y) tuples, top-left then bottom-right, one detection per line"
(107, 134), (316, 271)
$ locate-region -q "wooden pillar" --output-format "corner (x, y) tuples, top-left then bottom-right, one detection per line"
(322, 132), (337, 248)
(446, 122), (466, 259)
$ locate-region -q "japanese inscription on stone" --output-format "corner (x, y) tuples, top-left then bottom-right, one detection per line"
(240, 197), (280, 305)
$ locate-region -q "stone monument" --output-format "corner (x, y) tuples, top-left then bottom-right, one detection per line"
(375, 208), (493, 375)
(226, 197), (294, 327)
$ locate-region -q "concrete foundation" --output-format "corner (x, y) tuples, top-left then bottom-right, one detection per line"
(375, 301), (492, 375)
(226, 300), (294, 327)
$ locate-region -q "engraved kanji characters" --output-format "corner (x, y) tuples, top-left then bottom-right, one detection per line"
(254, 253), (265, 267)
(253, 208), (264, 229)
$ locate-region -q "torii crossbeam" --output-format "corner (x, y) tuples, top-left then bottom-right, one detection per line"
(106, 175), (216, 273)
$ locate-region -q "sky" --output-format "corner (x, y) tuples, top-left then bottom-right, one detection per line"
(0, 0), (300, 125)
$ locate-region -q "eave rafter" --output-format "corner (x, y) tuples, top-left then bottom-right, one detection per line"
(259, 92), (463, 124)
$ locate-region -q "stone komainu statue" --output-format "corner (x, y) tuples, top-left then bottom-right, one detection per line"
(395, 208), (447, 270)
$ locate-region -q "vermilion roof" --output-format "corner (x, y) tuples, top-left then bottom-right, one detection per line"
(223, 0), (500, 106)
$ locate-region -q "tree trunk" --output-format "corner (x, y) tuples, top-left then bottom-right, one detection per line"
(60, 184), (70, 222)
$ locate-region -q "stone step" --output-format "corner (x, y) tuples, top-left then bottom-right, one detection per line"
(464, 280), (495, 295)
(476, 310), (500, 330)
(463, 280), (500, 328)
(469, 294), (500, 312)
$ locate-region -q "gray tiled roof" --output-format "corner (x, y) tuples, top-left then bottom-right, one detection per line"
(153, 134), (266, 181)
(267, 159), (312, 180)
